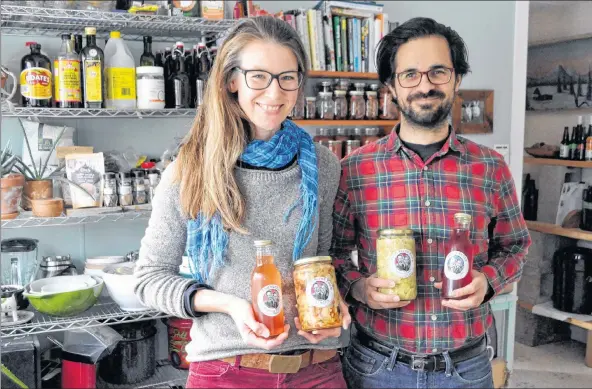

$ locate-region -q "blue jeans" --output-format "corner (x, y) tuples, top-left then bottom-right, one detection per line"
(342, 331), (494, 389)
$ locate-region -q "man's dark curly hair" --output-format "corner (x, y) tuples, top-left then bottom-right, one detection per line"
(376, 17), (470, 86)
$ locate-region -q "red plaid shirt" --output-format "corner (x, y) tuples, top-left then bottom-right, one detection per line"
(331, 126), (531, 354)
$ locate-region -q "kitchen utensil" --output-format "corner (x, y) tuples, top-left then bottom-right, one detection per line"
(24, 275), (103, 316)
(101, 262), (150, 311)
(1, 238), (38, 288)
(98, 321), (157, 384)
(34, 255), (78, 280)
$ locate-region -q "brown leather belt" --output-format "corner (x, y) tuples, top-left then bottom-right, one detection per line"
(219, 349), (337, 374)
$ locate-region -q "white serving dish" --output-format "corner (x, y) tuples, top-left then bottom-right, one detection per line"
(29, 275), (97, 294)
(101, 263), (150, 312)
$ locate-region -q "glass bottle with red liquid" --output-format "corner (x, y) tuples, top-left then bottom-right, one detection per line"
(441, 213), (474, 298)
(250, 240), (285, 337)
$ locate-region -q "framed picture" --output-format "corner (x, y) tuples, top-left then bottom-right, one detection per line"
(451, 90), (494, 134)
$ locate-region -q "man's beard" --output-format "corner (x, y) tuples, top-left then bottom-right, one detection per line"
(398, 89), (454, 130)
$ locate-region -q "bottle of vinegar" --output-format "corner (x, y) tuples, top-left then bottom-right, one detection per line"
(250, 240), (285, 337)
(441, 213), (474, 299)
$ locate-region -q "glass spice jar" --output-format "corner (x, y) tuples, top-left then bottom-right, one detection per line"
(334, 90), (348, 119)
(345, 139), (361, 156)
(117, 172), (133, 206)
(318, 92), (335, 120)
(349, 91), (365, 120)
(365, 91), (379, 119)
(362, 127), (381, 145)
(103, 172), (118, 207)
(132, 170), (147, 205)
(305, 97), (317, 119)
(292, 93), (305, 120)
(313, 128), (334, 143)
(328, 140), (343, 160)
(334, 127), (350, 142)
(354, 82), (366, 92)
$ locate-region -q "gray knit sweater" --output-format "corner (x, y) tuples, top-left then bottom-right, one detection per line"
(134, 144), (343, 362)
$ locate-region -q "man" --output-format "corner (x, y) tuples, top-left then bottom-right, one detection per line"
(331, 17), (531, 389)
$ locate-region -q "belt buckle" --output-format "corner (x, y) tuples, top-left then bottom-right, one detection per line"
(268, 354), (303, 374)
(410, 355), (428, 371)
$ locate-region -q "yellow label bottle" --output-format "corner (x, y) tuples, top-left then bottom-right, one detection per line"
(54, 33), (82, 108)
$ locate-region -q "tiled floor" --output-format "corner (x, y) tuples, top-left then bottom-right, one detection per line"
(508, 341), (592, 388)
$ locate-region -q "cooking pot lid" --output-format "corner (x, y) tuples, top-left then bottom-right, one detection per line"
(1, 238), (38, 253)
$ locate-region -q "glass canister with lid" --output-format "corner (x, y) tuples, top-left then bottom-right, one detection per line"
(334, 127), (350, 142)
(334, 90), (348, 119)
(291, 93), (305, 120)
(379, 85), (398, 120)
(293, 256), (343, 332)
(365, 91), (379, 119)
(313, 128), (334, 143)
(117, 172), (133, 206)
(132, 170), (147, 205)
(345, 139), (361, 156)
(305, 96), (317, 119)
(103, 172), (118, 207)
(319, 81), (333, 93)
(327, 140), (343, 160)
(376, 228), (417, 301)
(349, 91), (365, 120)
(353, 82), (366, 92)
(362, 127), (381, 145)
(317, 92), (335, 120)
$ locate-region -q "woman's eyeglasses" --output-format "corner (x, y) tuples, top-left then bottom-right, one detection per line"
(235, 67), (303, 91)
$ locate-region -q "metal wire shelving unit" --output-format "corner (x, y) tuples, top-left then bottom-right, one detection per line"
(0, 4), (236, 42)
(1, 209), (152, 229)
(2, 107), (197, 118)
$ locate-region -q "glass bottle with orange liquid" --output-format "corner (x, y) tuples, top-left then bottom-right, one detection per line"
(441, 213), (474, 299)
(251, 240), (285, 337)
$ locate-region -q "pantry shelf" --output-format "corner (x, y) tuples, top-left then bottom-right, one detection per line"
(2, 107), (196, 119)
(100, 360), (188, 389)
(0, 298), (169, 339)
(525, 220), (592, 242)
(307, 70), (379, 79)
(293, 119), (399, 128)
(0, 4), (237, 42)
(1, 208), (152, 229)
(523, 156), (592, 168)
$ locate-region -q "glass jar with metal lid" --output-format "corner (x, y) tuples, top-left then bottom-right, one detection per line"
(317, 91), (335, 119)
(117, 172), (133, 206)
(345, 139), (361, 156)
(365, 91), (379, 119)
(376, 228), (417, 300)
(305, 96), (317, 119)
(334, 127), (350, 142)
(293, 256), (343, 332)
(319, 81), (333, 93)
(351, 127), (363, 142)
(313, 128), (334, 143)
(103, 172), (118, 207)
(362, 127), (381, 145)
(353, 82), (366, 92)
(327, 140), (343, 160)
(334, 90), (348, 119)
(349, 91), (365, 120)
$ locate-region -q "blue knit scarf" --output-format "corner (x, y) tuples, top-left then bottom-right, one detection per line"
(186, 120), (318, 283)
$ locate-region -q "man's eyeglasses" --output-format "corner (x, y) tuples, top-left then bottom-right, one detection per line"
(234, 67), (303, 91)
(394, 67), (454, 88)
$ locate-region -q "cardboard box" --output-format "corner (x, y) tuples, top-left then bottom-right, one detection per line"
(491, 358), (507, 388)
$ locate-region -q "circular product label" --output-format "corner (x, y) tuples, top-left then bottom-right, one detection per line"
(257, 285), (282, 317)
(388, 249), (415, 278)
(306, 277), (335, 308)
(89, 49), (98, 57)
(444, 251), (469, 281)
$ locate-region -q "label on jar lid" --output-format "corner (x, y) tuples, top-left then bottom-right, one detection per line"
(306, 277), (335, 308)
(257, 284), (282, 317)
(444, 251), (469, 281)
(388, 249), (414, 278)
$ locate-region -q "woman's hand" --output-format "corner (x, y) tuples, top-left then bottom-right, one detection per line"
(294, 299), (351, 344)
(228, 298), (290, 350)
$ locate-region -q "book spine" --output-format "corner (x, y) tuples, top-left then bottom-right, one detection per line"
(307, 9), (319, 70)
(315, 9), (326, 71)
(333, 16), (342, 72)
(347, 18), (354, 72)
(323, 3), (336, 72)
(296, 11), (312, 70)
(341, 17), (348, 72)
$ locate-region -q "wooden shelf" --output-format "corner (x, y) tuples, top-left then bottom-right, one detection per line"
(523, 156), (592, 168)
(307, 70), (378, 79)
(518, 300), (592, 331)
(293, 120), (398, 128)
(526, 220), (592, 242)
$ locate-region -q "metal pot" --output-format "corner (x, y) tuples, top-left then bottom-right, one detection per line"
(34, 255), (77, 280)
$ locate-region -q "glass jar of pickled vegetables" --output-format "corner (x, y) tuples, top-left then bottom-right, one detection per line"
(376, 228), (417, 301)
(293, 256), (343, 332)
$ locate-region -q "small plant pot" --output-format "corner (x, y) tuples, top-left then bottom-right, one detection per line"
(22, 179), (53, 211)
(31, 198), (64, 218)
(1, 173), (24, 220)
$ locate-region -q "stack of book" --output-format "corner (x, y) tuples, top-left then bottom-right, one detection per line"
(281, 1), (390, 73)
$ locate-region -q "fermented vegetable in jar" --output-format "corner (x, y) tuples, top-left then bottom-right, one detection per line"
(376, 228), (417, 300)
(293, 256), (342, 332)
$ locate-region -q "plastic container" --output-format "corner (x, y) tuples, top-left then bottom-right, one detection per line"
(136, 66), (165, 109)
(165, 318), (193, 369)
(104, 31), (136, 109)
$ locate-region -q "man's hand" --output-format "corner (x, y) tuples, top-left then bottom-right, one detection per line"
(351, 274), (411, 310)
(434, 270), (489, 311)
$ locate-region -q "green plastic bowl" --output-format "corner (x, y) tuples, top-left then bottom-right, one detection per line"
(24, 276), (104, 317)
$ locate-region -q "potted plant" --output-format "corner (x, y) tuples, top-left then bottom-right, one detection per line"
(14, 123), (66, 210)
(0, 141), (25, 220)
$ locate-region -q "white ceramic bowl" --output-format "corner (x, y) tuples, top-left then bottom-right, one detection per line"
(29, 275), (97, 294)
(101, 263), (150, 312)
(41, 282), (90, 294)
(86, 256), (126, 266)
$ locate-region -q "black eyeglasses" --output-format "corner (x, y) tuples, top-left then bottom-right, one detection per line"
(394, 67), (454, 88)
(234, 67), (303, 91)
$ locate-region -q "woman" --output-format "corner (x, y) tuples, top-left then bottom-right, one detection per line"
(134, 16), (350, 389)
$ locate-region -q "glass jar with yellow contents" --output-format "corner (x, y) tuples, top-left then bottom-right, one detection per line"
(293, 256), (343, 332)
(376, 228), (417, 300)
